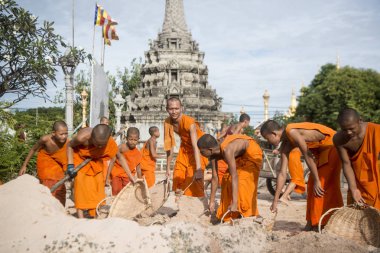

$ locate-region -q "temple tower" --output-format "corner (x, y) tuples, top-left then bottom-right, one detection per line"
(124, 0), (231, 147)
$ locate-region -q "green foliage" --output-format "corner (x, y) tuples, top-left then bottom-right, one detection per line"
(294, 64), (380, 129)
(0, 107), (65, 182)
(0, 0), (62, 108)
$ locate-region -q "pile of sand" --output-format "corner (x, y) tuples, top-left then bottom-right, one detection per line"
(1, 175), (378, 253)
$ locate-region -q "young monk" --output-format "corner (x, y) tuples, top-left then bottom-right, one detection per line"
(164, 97), (208, 198)
(217, 113), (250, 141)
(67, 124), (135, 218)
(18, 121), (69, 206)
(100, 116), (109, 125)
(197, 134), (263, 221)
(334, 108), (380, 209)
(107, 127), (142, 195)
(260, 120), (343, 230)
(140, 126), (163, 188)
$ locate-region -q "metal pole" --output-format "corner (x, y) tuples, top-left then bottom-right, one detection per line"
(72, 0), (75, 48)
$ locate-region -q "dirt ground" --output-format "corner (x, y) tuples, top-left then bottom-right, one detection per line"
(0, 175), (378, 253)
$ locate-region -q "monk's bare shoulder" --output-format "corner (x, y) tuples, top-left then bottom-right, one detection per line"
(333, 131), (346, 147)
(119, 143), (128, 152)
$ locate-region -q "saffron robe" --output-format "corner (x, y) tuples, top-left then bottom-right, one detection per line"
(140, 141), (157, 188)
(164, 114), (208, 197)
(286, 123), (343, 226)
(216, 135), (263, 221)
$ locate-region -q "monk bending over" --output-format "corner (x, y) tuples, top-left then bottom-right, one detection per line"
(164, 97), (208, 198)
(141, 126), (164, 188)
(67, 124), (135, 218)
(19, 121), (69, 206)
(107, 127), (142, 195)
(334, 108), (380, 209)
(260, 120), (343, 230)
(197, 134), (263, 221)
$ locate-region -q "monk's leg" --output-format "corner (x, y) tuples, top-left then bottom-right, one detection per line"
(77, 209), (84, 219)
(279, 182), (296, 204)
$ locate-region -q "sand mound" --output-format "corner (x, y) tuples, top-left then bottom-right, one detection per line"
(264, 231), (377, 253)
(1, 175), (376, 253)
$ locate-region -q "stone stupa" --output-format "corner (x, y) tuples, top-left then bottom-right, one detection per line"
(123, 0), (232, 147)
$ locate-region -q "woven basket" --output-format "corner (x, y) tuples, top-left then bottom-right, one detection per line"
(138, 179), (170, 217)
(108, 180), (151, 219)
(319, 204), (380, 247)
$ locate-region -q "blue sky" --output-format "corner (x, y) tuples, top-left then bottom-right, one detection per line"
(10, 0), (380, 125)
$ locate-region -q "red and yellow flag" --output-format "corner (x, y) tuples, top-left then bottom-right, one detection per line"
(94, 4), (118, 26)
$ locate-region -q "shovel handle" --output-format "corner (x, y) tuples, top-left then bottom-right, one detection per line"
(50, 158), (92, 193)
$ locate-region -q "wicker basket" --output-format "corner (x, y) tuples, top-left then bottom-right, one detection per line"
(108, 180), (151, 219)
(319, 204), (380, 247)
(138, 179), (170, 217)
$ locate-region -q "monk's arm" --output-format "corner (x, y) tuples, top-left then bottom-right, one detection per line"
(116, 151), (135, 183)
(209, 159), (219, 212)
(136, 164), (142, 178)
(271, 152), (289, 212)
(18, 137), (44, 175)
(189, 124), (202, 178)
(289, 130), (324, 197)
(166, 148), (173, 178)
(334, 137), (365, 204)
(105, 157), (116, 186)
(149, 139), (160, 159)
(224, 147), (239, 212)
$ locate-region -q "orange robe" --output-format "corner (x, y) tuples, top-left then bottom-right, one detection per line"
(217, 160), (228, 186)
(111, 147), (142, 196)
(164, 115), (208, 197)
(288, 148), (306, 194)
(73, 137), (118, 214)
(36, 141), (68, 206)
(216, 135), (263, 221)
(286, 123), (343, 226)
(347, 122), (380, 209)
(140, 141), (157, 188)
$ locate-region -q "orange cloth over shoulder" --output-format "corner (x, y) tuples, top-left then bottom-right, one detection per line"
(37, 141), (68, 180)
(348, 123), (380, 209)
(216, 134), (263, 221)
(111, 147), (142, 180)
(164, 115), (208, 197)
(140, 141), (157, 188)
(73, 137), (118, 210)
(286, 123), (343, 226)
(36, 140), (68, 206)
(288, 148), (306, 194)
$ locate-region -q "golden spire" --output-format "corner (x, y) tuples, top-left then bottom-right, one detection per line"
(336, 53), (340, 70)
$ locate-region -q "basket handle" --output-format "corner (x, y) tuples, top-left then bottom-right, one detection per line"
(95, 196), (115, 217)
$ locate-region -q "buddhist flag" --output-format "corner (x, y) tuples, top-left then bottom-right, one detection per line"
(103, 24), (119, 46)
(94, 4), (118, 26)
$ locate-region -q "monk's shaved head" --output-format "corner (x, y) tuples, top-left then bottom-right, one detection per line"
(337, 108), (360, 124)
(52, 120), (67, 131)
(166, 97), (182, 107)
(239, 113), (250, 123)
(91, 124), (112, 146)
(260, 120), (282, 136)
(149, 126), (159, 136)
(127, 127), (140, 137)
(197, 134), (218, 150)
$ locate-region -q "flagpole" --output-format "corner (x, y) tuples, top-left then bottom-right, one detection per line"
(100, 33), (104, 66)
(102, 39), (106, 67)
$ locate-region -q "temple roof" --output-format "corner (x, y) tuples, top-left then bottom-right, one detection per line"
(162, 0), (189, 34)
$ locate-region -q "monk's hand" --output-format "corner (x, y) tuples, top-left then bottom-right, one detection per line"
(229, 202), (238, 213)
(165, 169), (171, 179)
(193, 169), (203, 181)
(313, 180), (325, 197)
(209, 201), (216, 213)
(66, 164), (77, 179)
(270, 201), (278, 213)
(18, 165), (27, 176)
(351, 188), (366, 205)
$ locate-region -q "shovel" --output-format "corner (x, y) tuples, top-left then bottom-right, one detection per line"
(50, 158), (92, 193)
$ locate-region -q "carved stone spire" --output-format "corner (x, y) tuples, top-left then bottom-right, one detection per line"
(162, 0), (188, 34)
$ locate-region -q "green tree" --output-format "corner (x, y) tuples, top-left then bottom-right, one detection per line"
(0, 0), (63, 108)
(294, 64), (380, 129)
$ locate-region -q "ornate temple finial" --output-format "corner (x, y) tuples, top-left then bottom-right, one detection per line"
(263, 90), (270, 121)
(288, 88), (297, 116)
(162, 0), (188, 34)
(336, 53), (340, 70)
